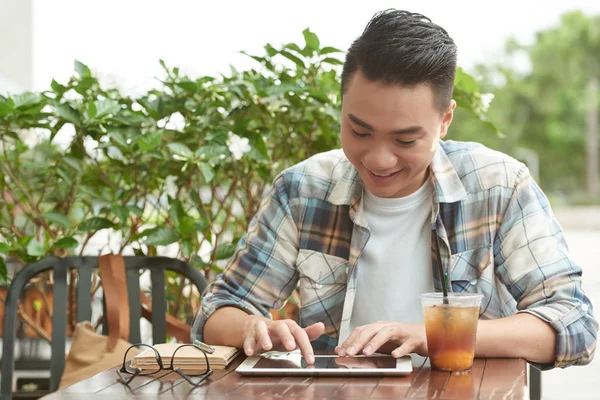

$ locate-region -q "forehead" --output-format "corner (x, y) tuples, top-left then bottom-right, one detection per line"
(342, 72), (438, 126)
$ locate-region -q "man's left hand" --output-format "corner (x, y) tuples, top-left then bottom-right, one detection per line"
(335, 321), (428, 358)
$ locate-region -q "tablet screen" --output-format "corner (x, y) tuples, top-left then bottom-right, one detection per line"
(253, 356), (397, 369)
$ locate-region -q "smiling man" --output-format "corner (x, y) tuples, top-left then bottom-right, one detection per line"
(193, 9), (598, 370)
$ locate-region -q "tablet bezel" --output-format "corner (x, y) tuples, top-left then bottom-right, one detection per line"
(235, 353), (413, 376)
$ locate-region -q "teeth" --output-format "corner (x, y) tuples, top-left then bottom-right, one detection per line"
(372, 171), (393, 177)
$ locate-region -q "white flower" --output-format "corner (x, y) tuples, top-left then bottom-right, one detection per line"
(226, 132), (251, 161)
(164, 175), (178, 198)
(480, 93), (495, 113)
(164, 112), (186, 131)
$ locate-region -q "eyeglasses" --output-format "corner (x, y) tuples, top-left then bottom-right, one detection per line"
(116, 343), (213, 387)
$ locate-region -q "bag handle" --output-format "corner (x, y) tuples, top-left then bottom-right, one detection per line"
(98, 254), (130, 352)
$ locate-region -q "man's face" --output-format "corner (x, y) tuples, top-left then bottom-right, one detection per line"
(341, 72), (455, 198)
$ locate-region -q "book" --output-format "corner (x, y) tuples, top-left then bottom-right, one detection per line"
(131, 343), (239, 370)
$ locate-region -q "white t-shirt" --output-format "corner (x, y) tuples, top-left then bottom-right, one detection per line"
(348, 180), (434, 333)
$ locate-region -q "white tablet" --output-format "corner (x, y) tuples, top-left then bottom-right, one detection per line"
(236, 351), (413, 376)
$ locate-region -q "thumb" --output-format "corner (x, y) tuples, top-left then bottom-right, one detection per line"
(304, 322), (325, 340)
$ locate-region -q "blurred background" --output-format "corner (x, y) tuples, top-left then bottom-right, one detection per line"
(1, 1), (599, 399)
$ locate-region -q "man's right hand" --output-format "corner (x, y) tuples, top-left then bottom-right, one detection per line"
(242, 317), (325, 364)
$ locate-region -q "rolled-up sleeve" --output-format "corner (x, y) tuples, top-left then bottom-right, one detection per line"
(191, 175), (300, 342)
(494, 166), (598, 369)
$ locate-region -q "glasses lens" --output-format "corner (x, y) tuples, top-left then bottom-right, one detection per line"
(171, 344), (210, 376)
(123, 344), (162, 375)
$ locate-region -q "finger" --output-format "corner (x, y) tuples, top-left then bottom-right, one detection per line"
(391, 339), (417, 358)
(336, 325), (364, 356)
(342, 325), (377, 356)
(304, 322), (325, 340)
(243, 330), (257, 356)
(362, 329), (394, 356)
(255, 320), (273, 351)
(271, 321), (296, 351)
(290, 324), (315, 364)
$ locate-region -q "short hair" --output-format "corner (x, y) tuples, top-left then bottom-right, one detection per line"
(341, 9), (457, 111)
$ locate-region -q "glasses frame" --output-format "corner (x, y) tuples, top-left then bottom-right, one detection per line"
(116, 343), (213, 388)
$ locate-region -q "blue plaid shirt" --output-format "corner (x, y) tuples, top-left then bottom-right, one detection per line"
(192, 140), (598, 369)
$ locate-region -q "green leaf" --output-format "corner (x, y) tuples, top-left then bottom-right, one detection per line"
(77, 217), (114, 232)
(42, 211), (71, 229)
(62, 156), (83, 173)
(128, 205), (144, 216)
(0, 100), (12, 117)
(55, 103), (82, 127)
(54, 237), (79, 250)
(86, 101), (97, 119)
(197, 162), (215, 183)
(455, 67), (479, 93)
(74, 60), (91, 78)
(144, 227), (179, 246)
(176, 80), (198, 94)
(214, 243), (236, 260)
(195, 145), (228, 161)
(108, 130), (128, 147)
(11, 92), (43, 109)
(26, 238), (45, 257)
(321, 57), (344, 66)
(279, 51), (306, 69)
(168, 142), (193, 159)
(178, 216), (197, 234)
(168, 199), (185, 230)
(265, 44), (279, 57)
(0, 258), (6, 285)
(51, 79), (68, 94)
(0, 243), (12, 252)
(181, 239), (193, 257)
(320, 46), (343, 55)
(137, 131), (162, 152)
(112, 205), (130, 223)
(92, 100), (120, 119)
(246, 135), (270, 162)
(302, 28), (320, 51)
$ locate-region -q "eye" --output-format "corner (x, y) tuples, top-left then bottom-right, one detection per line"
(396, 139), (416, 146)
(352, 129), (370, 138)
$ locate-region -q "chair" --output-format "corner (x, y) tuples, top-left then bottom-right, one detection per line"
(1, 256), (208, 399)
(529, 364), (542, 400)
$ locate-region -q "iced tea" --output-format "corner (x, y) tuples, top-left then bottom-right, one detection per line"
(420, 293), (483, 372)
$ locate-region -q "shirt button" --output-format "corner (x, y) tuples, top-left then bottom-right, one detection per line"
(581, 304), (589, 312)
(469, 279), (478, 285)
(315, 283), (323, 289)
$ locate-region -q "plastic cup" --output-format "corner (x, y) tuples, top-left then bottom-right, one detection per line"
(420, 292), (483, 372)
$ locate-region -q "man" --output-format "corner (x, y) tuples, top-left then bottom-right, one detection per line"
(192, 9), (597, 368)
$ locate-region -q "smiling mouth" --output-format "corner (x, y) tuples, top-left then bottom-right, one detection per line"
(367, 169), (400, 178)
(371, 171), (395, 177)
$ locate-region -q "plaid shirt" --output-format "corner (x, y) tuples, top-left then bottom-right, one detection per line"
(192, 140), (598, 369)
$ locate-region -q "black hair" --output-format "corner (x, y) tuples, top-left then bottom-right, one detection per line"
(341, 9), (457, 111)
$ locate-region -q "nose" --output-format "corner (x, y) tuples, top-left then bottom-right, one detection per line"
(363, 145), (397, 172)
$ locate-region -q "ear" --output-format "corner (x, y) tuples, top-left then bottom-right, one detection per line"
(439, 100), (456, 139)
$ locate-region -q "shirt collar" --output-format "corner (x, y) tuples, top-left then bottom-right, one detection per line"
(326, 142), (467, 217)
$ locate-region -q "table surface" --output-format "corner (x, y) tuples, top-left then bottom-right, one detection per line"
(42, 354), (528, 399)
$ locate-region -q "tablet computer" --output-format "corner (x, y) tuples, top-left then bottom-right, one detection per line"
(236, 351), (413, 376)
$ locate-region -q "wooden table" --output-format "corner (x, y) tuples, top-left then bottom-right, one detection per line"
(42, 354), (528, 399)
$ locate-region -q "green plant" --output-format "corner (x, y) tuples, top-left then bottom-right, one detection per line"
(0, 29), (492, 334)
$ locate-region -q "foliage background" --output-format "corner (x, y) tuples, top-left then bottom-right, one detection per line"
(1, 10), (599, 325)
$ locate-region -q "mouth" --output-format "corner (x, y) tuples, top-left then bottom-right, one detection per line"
(365, 168), (401, 180)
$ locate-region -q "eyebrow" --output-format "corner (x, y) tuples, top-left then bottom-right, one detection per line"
(348, 113), (423, 135)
